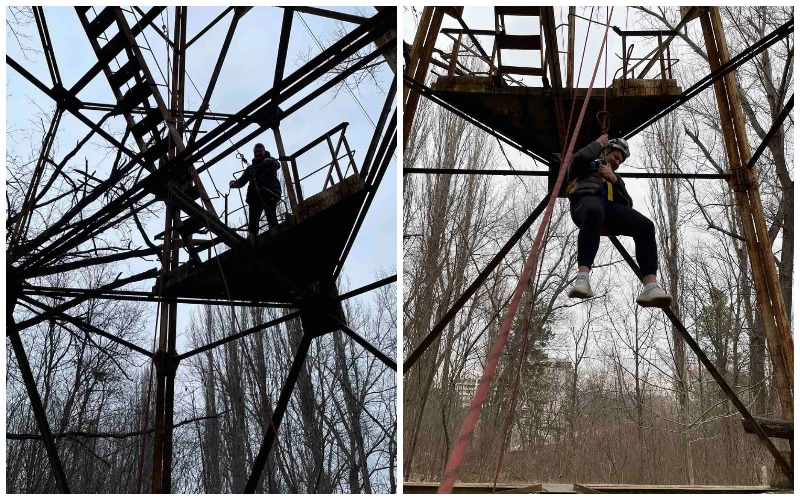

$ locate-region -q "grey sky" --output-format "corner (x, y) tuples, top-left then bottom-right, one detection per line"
(7, 7), (396, 344)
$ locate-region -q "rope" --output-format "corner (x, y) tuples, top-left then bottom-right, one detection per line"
(595, 7), (611, 136)
(491, 215), (554, 490)
(490, 8), (598, 483)
(436, 10), (614, 493)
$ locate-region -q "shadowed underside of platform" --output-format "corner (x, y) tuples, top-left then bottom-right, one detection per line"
(158, 176), (368, 303)
(431, 76), (682, 162)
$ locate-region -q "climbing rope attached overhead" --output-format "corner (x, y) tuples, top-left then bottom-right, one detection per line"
(436, 9), (615, 493)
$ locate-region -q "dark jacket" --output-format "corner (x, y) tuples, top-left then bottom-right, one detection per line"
(566, 140), (633, 207)
(237, 156), (281, 204)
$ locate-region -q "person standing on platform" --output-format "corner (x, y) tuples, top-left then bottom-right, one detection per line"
(229, 143), (282, 244)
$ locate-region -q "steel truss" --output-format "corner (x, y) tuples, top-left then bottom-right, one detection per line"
(7, 6), (397, 494)
(403, 5), (793, 486)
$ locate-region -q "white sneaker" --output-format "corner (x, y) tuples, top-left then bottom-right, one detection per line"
(636, 284), (673, 308)
(568, 274), (594, 299)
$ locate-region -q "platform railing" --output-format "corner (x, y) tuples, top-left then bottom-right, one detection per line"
(431, 24), (681, 92)
(613, 27), (680, 92)
(284, 122), (357, 204)
(211, 123), (357, 245)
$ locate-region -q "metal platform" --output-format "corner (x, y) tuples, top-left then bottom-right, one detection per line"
(157, 175), (367, 303)
(431, 76), (682, 161)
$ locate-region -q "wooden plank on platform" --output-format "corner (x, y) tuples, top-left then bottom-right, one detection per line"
(542, 483), (577, 493)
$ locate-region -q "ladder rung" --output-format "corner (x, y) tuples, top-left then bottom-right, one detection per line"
(499, 65), (544, 76)
(118, 82), (152, 111)
(86, 8), (118, 39)
(130, 108), (163, 139)
(97, 33), (128, 64)
(495, 6), (541, 17)
(109, 59), (140, 89)
(142, 138), (169, 164)
(497, 33), (542, 51)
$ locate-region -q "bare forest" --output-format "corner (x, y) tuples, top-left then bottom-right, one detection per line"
(403, 6), (792, 486)
(7, 272), (396, 493)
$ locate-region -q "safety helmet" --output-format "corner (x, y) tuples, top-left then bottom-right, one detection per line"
(607, 138), (630, 161)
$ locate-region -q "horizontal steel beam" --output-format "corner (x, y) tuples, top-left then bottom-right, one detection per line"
(178, 310), (301, 361)
(338, 275), (397, 301)
(404, 167), (730, 179)
(19, 295), (154, 358)
(292, 6), (368, 25)
(21, 285), (292, 309)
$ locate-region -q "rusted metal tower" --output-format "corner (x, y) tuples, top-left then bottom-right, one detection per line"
(7, 6), (397, 493)
(403, 5), (792, 487)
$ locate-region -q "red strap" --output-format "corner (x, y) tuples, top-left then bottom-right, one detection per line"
(437, 10), (615, 494)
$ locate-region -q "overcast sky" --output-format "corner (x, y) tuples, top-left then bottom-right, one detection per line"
(7, 6), (396, 348)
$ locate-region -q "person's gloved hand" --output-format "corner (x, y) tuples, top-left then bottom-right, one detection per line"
(229, 180), (238, 189)
(596, 134), (609, 149)
(598, 163), (617, 183)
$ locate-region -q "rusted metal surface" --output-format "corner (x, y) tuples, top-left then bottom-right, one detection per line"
(708, 7), (793, 386)
(403, 7), (446, 149)
(741, 417), (793, 440)
(430, 78), (680, 161)
(699, 8), (793, 422)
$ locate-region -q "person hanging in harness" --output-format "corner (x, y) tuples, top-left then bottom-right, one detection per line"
(564, 134), (673, 308)
(229, 143), (282, 244)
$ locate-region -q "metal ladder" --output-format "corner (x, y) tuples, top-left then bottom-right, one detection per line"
(75, 7), (218, 263)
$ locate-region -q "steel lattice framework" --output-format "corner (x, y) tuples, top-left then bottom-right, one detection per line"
(402, 6), (793, 488)
(7, 6), (397, 493)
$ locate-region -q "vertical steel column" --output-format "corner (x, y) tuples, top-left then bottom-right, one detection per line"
(272, 8), (299, 213)
(403, 7), (446, 150)
(166, 10), (185, 491)
(541, 7), (566, 150)
(150, 207), (171, 493)
(567, 7), (575, 95)
(151, 10), (186, 492)
(699, 8), (793, 420)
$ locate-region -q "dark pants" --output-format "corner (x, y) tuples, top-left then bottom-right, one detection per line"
(570, 195), (658, 276)
(247, 190), (279, 236)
